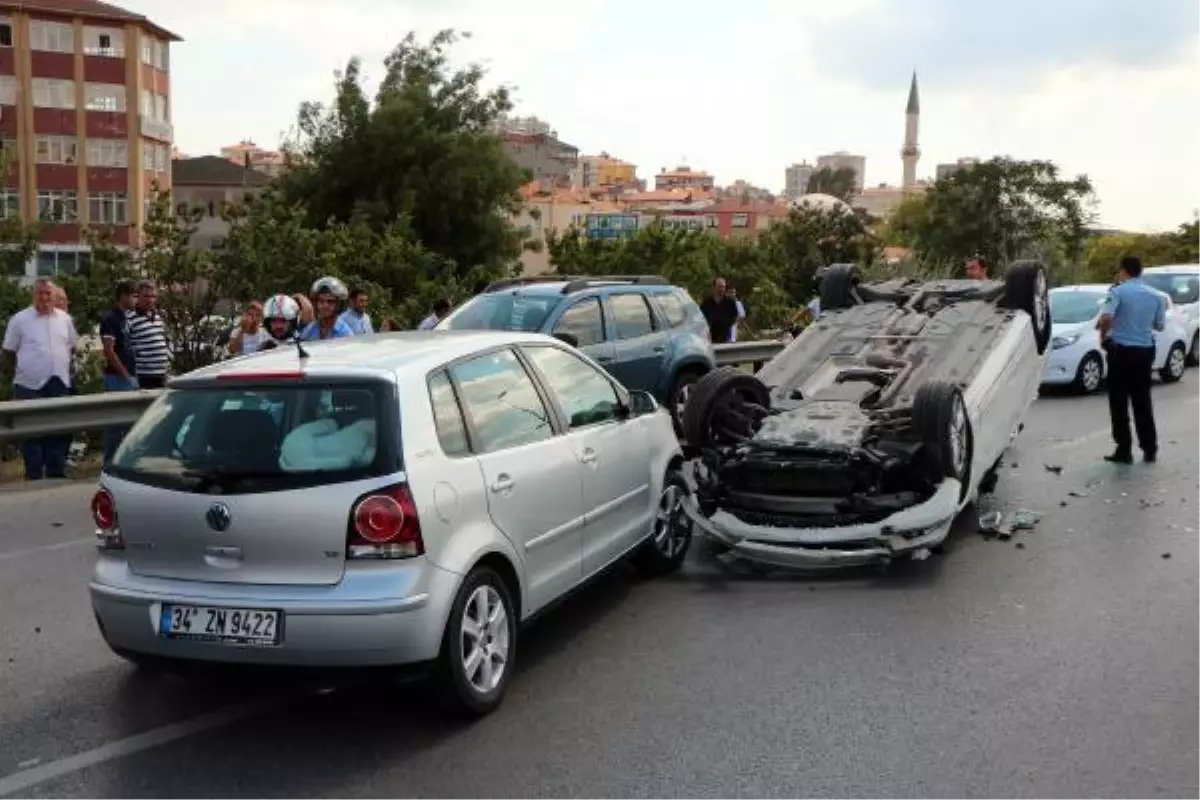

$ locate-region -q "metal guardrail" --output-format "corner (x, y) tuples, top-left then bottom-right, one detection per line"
(0, 341), (788, 443)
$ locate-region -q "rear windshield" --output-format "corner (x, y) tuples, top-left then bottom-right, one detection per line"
(1143, 273), (1200, 305)
(1050, 291), (1105, 324)
(439, 291), (561, 333)
(107, 381), (400, 493)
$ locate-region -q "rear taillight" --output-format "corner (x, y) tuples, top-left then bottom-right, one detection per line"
(347, 484), (424, 560)
(91, 488), (125, 551)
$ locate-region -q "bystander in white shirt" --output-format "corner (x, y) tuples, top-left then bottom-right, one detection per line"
(2, 305), (77, 390)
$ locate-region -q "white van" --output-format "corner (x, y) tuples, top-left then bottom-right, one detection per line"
(1143, 265), (1200, 366)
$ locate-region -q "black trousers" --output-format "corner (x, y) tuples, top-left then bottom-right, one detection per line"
(1106, 343), (1157, 454)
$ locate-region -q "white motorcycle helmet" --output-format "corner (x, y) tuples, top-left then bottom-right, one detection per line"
(262, 293), (300, 342)
(311, 276), (349, 304)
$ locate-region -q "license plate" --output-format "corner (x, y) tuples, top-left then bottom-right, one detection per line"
(159, 604), (281, 646)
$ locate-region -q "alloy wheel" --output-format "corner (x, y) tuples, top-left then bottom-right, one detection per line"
(460, 584), (509, 695)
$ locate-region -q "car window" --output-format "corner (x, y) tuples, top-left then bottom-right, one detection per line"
(523, 345), (622, 429)
(1049, 291), (1106, 324)
(450, 348), (554, 453)
(428, 370), (469, 456)
(1144, 274), (1200, 305)
(610, 293), (655, 339)
(553, 298), (605, 346)
(109, 382), (395, 494)
(652, 291), (689, 328)
(439, 292), (558, 332)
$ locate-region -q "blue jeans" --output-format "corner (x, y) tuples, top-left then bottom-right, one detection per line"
(103, 374), (138, 465)
(13, 377), (72, 479)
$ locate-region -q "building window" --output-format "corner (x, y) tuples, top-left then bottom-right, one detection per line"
(84, 27), (124, 57)
(0, 18), (12, 48)
(0, 188), (18, 219)
(0, 75), (14, 105)
(140, 37), (167, 70)
(30, 21), (74, 54)
(142, 141), (168, 172)
(32, 78), (75, 110)
(86, 138), (128, 168)
(140, 89), (169, 122)
(90, 192), (127, 225)
(85, 83), (126, 113)
(731, 213), (749, 228)
(35, 249), (85, 277)
(35, 135), (78, 165)
(37, 190), (78, 222)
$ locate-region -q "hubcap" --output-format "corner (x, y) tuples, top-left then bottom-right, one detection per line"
(1169, 347), (1185, 377)
(460, 585), (509, 695)
(653, 482), (689, 559)
(1033, 271), (1049, 333)
(1082, 358), (1102, 391)
(948, 395), (969, 479)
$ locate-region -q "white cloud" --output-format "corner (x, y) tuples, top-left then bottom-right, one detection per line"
(123, 0), (1197, 231)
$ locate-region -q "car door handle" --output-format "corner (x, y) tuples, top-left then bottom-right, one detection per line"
(490, 475), (514, 493)
(653, 346), (666, 353)
(580, 448), (597, 464)
(596, 355), (613, 363)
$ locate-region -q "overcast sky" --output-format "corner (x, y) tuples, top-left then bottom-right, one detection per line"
(125, 0), (1198, 232)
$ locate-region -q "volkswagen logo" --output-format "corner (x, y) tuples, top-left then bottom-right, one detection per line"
(206, 502), (232, 532)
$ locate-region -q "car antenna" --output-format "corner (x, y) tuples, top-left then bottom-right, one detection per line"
(291, 335), (310, 361)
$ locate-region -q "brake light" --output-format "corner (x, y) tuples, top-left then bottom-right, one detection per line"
(91, 488), (125, 551)
(347, 484), (424, 560)
(216, 371), (304, 381)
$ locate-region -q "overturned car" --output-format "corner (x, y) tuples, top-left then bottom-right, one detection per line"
(681, 260), (1052, 569)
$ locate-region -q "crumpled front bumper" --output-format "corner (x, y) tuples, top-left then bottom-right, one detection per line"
(682, 479), (962, 569)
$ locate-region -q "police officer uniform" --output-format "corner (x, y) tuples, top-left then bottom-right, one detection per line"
(1099, 258), (1166, 463)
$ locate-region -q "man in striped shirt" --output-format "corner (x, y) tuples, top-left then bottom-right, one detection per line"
(128, 280), (171, 389)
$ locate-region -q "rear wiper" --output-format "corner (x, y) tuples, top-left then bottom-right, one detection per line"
(181, 466), (280, 490)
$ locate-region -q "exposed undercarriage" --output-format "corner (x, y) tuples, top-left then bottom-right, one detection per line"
(681, 262), (1050, 566)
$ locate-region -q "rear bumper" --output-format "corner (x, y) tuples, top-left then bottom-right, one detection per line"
(89, 557), (460, 667)
(683, 479), (961, 570)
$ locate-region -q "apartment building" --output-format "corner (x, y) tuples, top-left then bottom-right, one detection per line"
(0, 0), (179, 278)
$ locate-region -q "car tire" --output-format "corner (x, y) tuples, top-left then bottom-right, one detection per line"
(912, 381), (973, 500)
(667, 368), (704, 437)
(681, 366), (771, 448)
(1160, 343), (1187, 383)
(435, 566), (517, 717)
(1073, 352), (1104, 394)
(633, 469), (693, 575)
(1001, 260), (1051, 355)
(818, 263), (861, 311)
(1188, 332), (1199, 367)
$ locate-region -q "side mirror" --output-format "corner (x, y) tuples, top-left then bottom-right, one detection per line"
(627, 390), (659, 417)
(552, 331), (580, 348)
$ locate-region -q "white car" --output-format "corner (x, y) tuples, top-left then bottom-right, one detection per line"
(1142, 265), (1200, 366)
(1042, 284), (1189, 393)
(679, 261), (1051, 569)
(89, 331), (692, 716)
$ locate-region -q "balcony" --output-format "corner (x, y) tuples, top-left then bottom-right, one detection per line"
(139, 115), (173, 142)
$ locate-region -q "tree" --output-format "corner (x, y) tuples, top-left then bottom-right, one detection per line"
(806, 167), (859, 202)
(1080, 216), (1200, 284)
(276, 29), (529, 281)
(885, 157), (1096, 280)
(759, 204), (881, 304)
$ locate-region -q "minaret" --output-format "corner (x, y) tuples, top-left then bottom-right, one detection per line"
(901, 70), (920, 191)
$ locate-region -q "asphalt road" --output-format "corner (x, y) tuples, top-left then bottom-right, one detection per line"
(1, 373), (1197, 798)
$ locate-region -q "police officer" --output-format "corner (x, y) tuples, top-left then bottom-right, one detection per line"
(1096, 256), (1166, 463)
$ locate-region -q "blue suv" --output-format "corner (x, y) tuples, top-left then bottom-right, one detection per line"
(438, 275), (716, 429)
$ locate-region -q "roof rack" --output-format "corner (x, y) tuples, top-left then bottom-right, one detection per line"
(482, 276), (569, 293)
(559, 275), (670, 294)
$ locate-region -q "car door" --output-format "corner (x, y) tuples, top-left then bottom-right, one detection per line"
(520, 343), (653, 577)
(603, 293), (669, 393)
(549, 296), (616, 367)
(448, 347), (585, 614)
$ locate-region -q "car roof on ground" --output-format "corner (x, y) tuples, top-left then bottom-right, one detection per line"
(176, 330), (567, 383)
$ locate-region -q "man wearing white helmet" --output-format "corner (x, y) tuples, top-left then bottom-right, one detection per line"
(251, 294), (305, 352)
(299, 276), (355, 341)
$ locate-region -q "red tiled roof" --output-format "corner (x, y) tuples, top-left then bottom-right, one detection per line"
(0, 0), (182, 40)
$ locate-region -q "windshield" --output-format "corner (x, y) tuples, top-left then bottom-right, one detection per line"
(439, 292), (560, 332)
(1049, 291), (1106, 324)
(108, 381), (399, 493)
(1143, 273), (1200, 305)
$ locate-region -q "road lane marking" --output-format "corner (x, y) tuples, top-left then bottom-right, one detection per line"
(0, 695), (295, 797)
(0, 538), (94, 563)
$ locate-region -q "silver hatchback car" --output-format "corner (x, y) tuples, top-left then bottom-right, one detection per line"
(89, 331), (693, 715)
